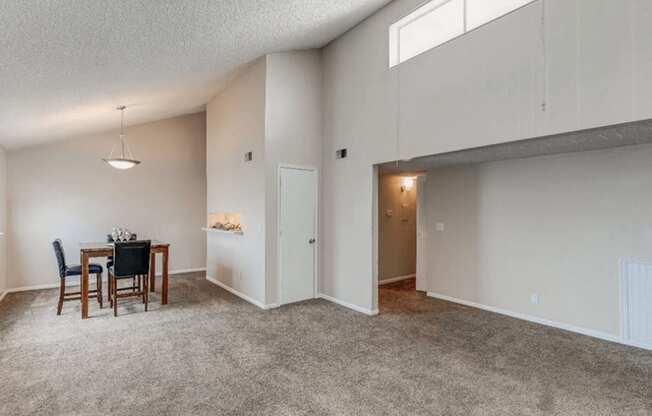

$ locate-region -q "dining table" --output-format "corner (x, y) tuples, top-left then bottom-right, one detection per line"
(79, 240), (170, 319)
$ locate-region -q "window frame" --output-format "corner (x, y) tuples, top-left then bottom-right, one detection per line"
(389, 0), (536, 68)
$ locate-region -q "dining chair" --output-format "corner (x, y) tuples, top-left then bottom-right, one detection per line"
(108, 240), (151, 316)
(106, 233), (137, 267)
(106, 233), (138, 298)
(52, 239), (104, 315)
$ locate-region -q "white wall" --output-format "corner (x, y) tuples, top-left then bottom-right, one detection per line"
(205, 51), (322, 307)
(206, 58), (268, 305)
(321, 0), (652, 311)
(424, 143), (652, 337)
(264, 51), (322, 304)
(0, 146), (6, 294)
(7, 113), (207, 289)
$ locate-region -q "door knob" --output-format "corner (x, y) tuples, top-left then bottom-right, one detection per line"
(308, 238), (316, 244)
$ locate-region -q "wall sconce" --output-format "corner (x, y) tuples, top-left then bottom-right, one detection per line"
(401, 176), (415, 192)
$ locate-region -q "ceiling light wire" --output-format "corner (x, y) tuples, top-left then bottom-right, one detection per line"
(541, 0), (547, 113)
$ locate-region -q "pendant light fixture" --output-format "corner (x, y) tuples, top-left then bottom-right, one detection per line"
(103, 106), (141, 170)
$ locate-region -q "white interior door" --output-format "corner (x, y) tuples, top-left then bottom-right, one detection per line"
(279, 166), (317, 305)
(416, 175), (427, 292)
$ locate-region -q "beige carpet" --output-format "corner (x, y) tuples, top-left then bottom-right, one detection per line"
(1, 273), (651, 415)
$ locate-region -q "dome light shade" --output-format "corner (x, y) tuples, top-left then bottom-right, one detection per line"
(103, 106), (141, 170)
(103, 158), (141, 170)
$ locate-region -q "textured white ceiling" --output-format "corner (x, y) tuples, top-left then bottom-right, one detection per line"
(379, 119), (652, 173)
(0, 0), (390, 148)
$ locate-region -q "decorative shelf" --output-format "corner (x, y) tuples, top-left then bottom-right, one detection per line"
(202, 227), (243, 235)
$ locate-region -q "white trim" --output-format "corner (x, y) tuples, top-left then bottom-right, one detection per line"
(277, 164), (320, 306)
(378, 273), (416, 286)
(620, 258), (631, 343)
(4, 268), (207, 293)
(319, 293), (379, 316)
(202, 227), (243, 235)
(6, 283), (63, 293)
(415, 175), (427, 292)
(158, 267), (206, 276)
(427, 292), (651, 351)
(206, 276), (275, 310)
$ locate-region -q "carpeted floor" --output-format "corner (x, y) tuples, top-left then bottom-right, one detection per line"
(1, 273), (651, 416)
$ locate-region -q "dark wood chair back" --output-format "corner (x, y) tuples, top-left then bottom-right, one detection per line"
(52, 239), (67, 278)
(113, 240), (151, 278)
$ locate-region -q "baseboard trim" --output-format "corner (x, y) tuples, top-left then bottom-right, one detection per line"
(5, 267), (207, 294)
(158, 267), (206, 277)
(427, 292), (651, 351)
(6, 283), (64, 293)
(378, 274), (416, 286)
(318, 293), (379, 316)
(205, 276), (273, 310)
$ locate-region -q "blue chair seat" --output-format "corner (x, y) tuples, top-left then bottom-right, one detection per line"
(65, 264), (104, 277)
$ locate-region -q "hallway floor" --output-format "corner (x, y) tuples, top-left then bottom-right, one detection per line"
(1, 273), (651, 415)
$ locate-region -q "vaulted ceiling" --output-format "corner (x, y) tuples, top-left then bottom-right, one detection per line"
(0, 0), (390, 149)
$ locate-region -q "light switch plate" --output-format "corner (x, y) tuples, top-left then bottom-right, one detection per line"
(436, 222), (445, 232)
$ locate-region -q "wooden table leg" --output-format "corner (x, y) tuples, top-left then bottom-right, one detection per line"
(162, 246), (169, 305)
(80, 252), (89, 319)
(149, 251), (156, 293)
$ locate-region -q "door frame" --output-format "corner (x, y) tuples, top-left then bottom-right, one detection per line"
(277, 164), (320, 306)
(620, 257), (652, 349)
(416, 175), (427, 292)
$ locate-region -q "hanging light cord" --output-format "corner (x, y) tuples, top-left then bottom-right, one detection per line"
(107, 106), (135, 160)
(120, 106), (126, 157)
(541, 0), (547, 113)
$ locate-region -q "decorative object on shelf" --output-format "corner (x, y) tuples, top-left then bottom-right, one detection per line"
(111, 227), (135, 242)
(211, 222), (242, 232)
(103, 106), (141, 170)
(206, 212), (243, 234)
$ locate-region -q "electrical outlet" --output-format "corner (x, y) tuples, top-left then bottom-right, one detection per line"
(530, 293), (540, 305)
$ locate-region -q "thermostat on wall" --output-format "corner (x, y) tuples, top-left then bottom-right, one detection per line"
(336, 148), (347, 159)
(244, 151), (253, 162)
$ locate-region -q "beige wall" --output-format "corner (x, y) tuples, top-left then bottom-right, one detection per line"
(205, 51), (323, 307)
(7, 112), (207, 289)
(206, 58), (268, 306)
(321, 0), (652, 312)
(0, 146), (6, 293)
(264, 51), (322, 303)
(424, 143), (652, 336)
(378, 174), (416, 281)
